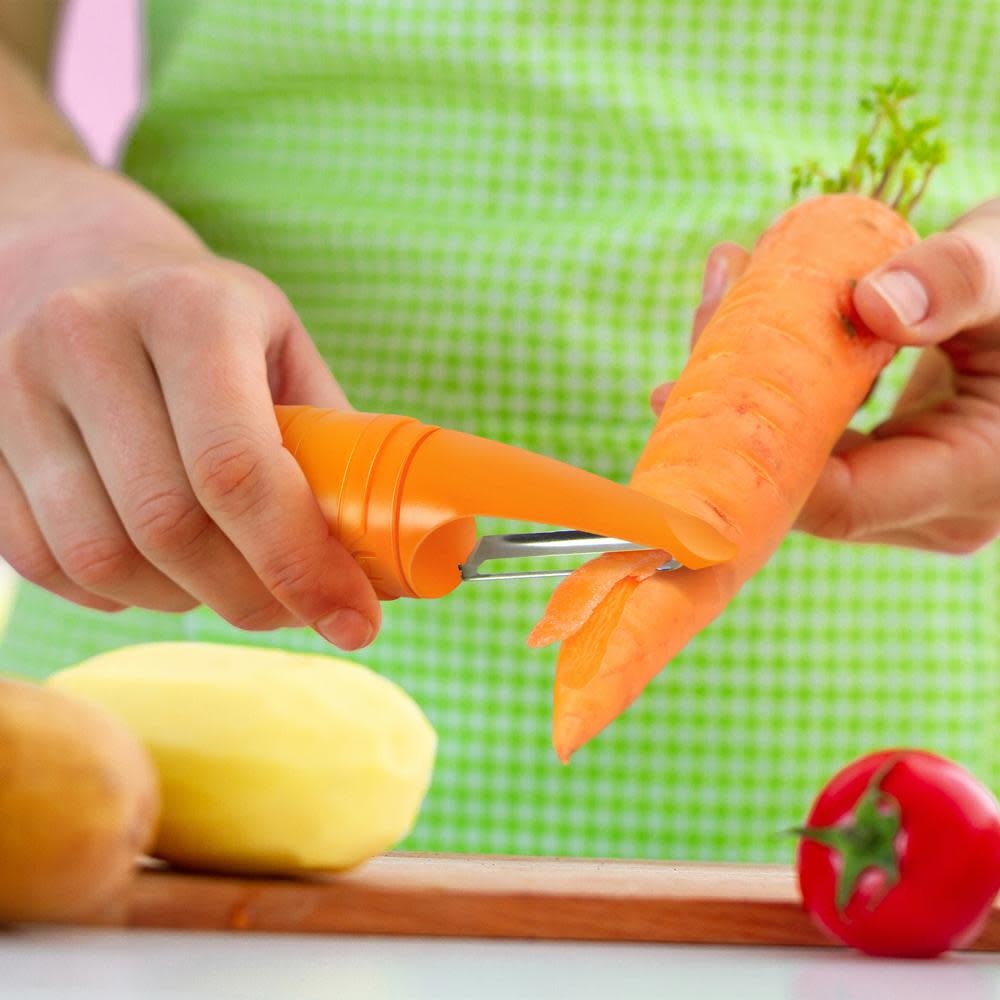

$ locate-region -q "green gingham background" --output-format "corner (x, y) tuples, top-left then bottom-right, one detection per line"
(2, 0), (997, 861)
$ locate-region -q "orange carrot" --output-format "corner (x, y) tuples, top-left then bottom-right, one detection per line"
(527, 549), (668, 649)
(532, 80), (943, 762)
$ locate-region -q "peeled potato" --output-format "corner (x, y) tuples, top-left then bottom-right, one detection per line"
(48, 642), (437, 875)
(0, 676), (160, 923)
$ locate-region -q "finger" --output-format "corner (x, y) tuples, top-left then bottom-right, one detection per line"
(0, 451), (124, 612)
(889, 346), (954, 417)
(795, 403), (999, 551)
(137, 269), (382, 650)
(47, 301), (299, 631)
(795, 432), (952, 543)
(652, 245), (751, 418)
(0, 397), (197, 612)
(649, 380), (674, 416)
(222, 261), (353, 409)
(268, 312), (354, 410)
(653, 245), (751, 416)
(830, 428), (868, 455)
(834, 512), (998, 555)
(691, 242), (751, 347)
(853, 200), (1000, 348)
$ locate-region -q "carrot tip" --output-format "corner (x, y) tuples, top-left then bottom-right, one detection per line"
(553, 712), (592, 763)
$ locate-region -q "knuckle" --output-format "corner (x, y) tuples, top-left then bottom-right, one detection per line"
(940, 535), (987, 557)
(37, 287), (106, 356)
(135, 262), (257, 333)
(59, 532), (139, 591)
(225, 598), (294, 632)
(933, 231), (997, 306)
(942, 517), (1000, 555)
(142, 262), (220, 310)
(808, 494), (874, 543)
(5, 542), (65, 592)
(259, 544), (326, 605)
(190, 434), (269, 515)
(127, 485), (213, 560)
(0, 329), (35, 398)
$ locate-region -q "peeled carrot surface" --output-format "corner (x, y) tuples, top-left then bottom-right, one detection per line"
(536, 194), (918, 762)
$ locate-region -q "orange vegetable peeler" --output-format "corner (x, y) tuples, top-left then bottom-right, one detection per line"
(276, 406), (734, 600)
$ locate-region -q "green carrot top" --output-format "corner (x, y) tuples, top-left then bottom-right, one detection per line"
(791, 77), (947, 218)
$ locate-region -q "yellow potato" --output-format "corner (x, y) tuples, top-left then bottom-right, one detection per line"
(0, 676), (159, 923)
(48, 642), (436, 875)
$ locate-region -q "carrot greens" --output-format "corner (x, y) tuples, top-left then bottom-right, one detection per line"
(791, 78), (946, 218)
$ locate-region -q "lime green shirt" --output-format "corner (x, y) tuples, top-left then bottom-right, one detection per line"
(2, 0), (996, 861)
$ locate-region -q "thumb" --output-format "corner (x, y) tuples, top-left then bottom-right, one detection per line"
(853, 199), (1000, 348)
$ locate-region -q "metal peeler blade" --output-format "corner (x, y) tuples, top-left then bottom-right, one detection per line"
(459, 529), (681, 582)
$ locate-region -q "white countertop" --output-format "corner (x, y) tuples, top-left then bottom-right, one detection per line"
(0, 928), (996, 1000)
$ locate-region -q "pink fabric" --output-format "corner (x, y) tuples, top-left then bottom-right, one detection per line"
(52, 0), (142, 166)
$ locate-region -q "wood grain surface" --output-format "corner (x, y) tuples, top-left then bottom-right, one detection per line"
(84, 854), (1000, 951)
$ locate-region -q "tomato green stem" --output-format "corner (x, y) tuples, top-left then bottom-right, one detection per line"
(794, 757), (904, 914)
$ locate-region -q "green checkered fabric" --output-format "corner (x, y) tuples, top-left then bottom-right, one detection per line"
(2, 0), (997, 861)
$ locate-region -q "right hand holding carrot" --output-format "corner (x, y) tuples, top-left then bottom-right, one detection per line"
(0, 151), (380, 650)
(657, 198), (1000, 558)
(802, 197), (1000, 554)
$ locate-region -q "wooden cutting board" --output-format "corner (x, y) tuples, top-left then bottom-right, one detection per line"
(86, 854), (1000, 951)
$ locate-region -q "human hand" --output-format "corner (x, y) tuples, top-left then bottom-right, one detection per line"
(801, 197), (1000, 553)
(650, 198), (1000, 556)
(0, 152), (380, 649)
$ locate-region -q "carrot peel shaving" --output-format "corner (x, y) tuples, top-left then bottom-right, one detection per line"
(527, 549), (669, 649)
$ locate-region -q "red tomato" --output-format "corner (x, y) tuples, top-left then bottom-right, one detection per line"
(796, 749), (1000, 958)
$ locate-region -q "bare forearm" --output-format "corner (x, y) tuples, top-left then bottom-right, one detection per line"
(0, 4), (203, 300)
(0, 1), (87, 161)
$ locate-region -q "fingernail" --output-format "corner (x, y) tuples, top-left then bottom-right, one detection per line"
(869, 270), (930, 327)
(317, 608), (374, 650)
(701, 255), (728, 304)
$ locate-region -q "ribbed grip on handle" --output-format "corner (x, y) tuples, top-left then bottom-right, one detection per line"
(276, 406), (474, 599)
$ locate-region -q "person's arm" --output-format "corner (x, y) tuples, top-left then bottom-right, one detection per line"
(0, 0), (60, 71)
(0, 1), (83, 155)
(652, 199), (1000, 556)
(0, 7), (380, 649)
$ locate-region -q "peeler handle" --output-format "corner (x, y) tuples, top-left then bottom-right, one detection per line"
(276, 406), (452, 599)
(276, 406), (733, 600)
